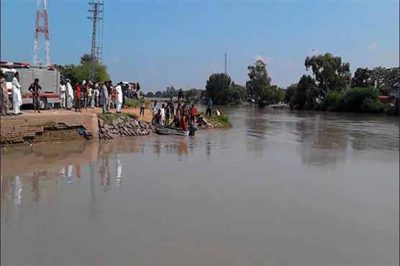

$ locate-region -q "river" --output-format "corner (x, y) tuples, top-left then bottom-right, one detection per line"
(1, 108), (399, 265)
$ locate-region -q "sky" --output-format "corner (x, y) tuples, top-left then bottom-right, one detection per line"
(1, 0), (399, 92)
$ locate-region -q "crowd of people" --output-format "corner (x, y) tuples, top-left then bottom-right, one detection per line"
(0, 71), (24, 115)
(0, 70), (143, 116)
(151, 96), (213, 135)
(59, 79), (142, 114)
(0, 72), (217, 135)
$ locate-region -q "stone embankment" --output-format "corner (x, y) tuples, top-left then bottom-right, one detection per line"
(0, 111), (99, 145)
(98, 114), (152, 140)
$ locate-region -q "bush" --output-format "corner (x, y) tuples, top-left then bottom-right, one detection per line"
(360, 98), (385, 113)
(339, 87), (383, 112)
(321, 91), (342, 111)
(125, 98), (141, 108)
(207, 114), (232, 128)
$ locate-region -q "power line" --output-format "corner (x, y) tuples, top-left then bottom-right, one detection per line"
(33, 0), (50, 67)
(87, 0), (104, 81)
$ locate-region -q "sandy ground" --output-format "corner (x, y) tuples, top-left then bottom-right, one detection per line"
(13, 107), (153, 122)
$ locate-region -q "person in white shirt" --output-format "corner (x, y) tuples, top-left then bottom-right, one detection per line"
(160, 104), (166, 125)
(65, 79), (74, 110)
(153, 100), (158, 117)
(115, 82), (123, 113)
(12, 72), (22, 115)
(59, 80), (66, 108)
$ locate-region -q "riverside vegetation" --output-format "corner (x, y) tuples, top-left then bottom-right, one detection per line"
(148, 52), (398, 115)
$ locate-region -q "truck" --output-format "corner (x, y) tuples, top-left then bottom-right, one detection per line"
(1, 61), (61, 109)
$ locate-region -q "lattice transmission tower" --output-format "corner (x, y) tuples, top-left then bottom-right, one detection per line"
(87, 0), (104, 81)
(33, 0), (50, 67)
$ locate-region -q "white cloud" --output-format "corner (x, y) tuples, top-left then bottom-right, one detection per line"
(254, 55), (272, 65)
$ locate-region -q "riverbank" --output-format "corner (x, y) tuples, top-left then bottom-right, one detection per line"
(0, 107), (231, 146)
(0, 108), (152, 146)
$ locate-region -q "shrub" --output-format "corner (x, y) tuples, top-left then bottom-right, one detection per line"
(322, 91), (342, 111)
(125, 98), (141, 108)
(207, 114), (232, 128)
(360, 98), (385, 113)
(339, 87), (382, 112)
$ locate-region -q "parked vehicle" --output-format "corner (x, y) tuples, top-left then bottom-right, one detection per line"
(1, 61), (61, 109)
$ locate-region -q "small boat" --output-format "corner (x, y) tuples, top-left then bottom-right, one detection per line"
(154, 125), (189, 136)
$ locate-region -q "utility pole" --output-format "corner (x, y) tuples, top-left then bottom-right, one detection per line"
(33, 0), (50, 67)
(87, 1), (104, 81)
(224, 52), (227, 75)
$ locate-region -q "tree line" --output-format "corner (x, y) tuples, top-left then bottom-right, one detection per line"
(286, 53), (399, 113)
(204, 53), (398, 113)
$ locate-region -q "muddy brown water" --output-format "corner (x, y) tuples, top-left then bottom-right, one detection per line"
(1, 108), (399, 265)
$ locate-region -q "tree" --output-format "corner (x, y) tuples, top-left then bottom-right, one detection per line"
(205, 73), (232, 105)
(146, 92), (154, 97)
(370, 67), (386, 92)
(165, 86), (177, 98)
(370, 67), (399, 95)
(285, 83), (297, 103)
(290, 75), (318, 109)
(351, 68), (373, 87)
(246, 59), (271, 100)
(246, 59), (284, 107)
(80, 54), (95, 64)
(305, 53), (351, 97)
(258, 85), (285, 106)
(59, 64), (77, 84)
(59, 53), (110, 83)
(227, 82), (246, 105)
(154, 91), (163, 98)
(384, 67), (400, 95)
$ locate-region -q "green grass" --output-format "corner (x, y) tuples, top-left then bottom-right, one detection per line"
(207, 114), (232, 128)
(125, 98), (141, 108)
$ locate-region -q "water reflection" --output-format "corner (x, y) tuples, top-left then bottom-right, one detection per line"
(13, 176), (22, 208)
(66, 165), (74, 184)
(100, 155), (111, 193)
(295, 114), (348, 166)
(245, 108), (267, 157)
(1, 110), (399, 265)
(31, 172), (40, 204)
(115, 154), (123, 193)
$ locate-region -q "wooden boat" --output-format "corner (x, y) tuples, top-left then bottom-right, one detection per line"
(154, 125), (189, 136)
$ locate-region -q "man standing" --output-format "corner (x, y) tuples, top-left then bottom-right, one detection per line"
(91, 83), (97, 108)
(178, 89), (184, 102)
(101, 81), (109, 114)
(115, 82), (123, 113)
(12, 72), (23, 115)
(206, 97), (213, 117)
(0, 72), (9, 115)
(59, 80), (66, 109)
(140, 97), (145, 117)
(28, 78), (42, 113)
(189, 104), (197, 124)
(74, 82), (82, 112)
(65, 79), (74, 110)
(160, 104), (166, 125)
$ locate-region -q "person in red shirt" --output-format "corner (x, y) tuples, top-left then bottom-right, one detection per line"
(189, 104), (197, 124)
(74, 82), (82, 112)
